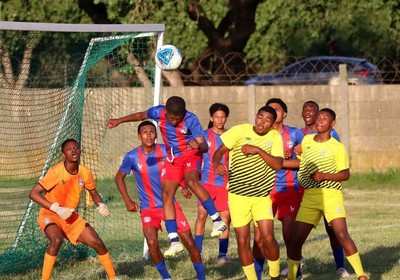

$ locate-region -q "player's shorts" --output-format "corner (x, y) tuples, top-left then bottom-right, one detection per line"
(199, 183), (228, 212)
(271, 190), (304, 221)
(162, 149), (201, 184)
(296, 188), (346, 226)
(228, 192), (274, 228)
(38, 209), (86, 245)
(140, 202), (190, 233)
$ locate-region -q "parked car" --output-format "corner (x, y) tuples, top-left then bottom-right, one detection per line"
(244, 56), (381, 85)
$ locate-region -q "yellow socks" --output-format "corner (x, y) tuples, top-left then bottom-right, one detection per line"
(98, 252), (116, 279)
(41, 253), (56, 280)
(242, 263), (258, 280)
(267, 258), (280, 278)
(287, 258), (300, 280)
(347, 252), (366, 277)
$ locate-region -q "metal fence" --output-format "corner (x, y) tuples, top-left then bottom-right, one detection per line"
(172, 52), (400, 86)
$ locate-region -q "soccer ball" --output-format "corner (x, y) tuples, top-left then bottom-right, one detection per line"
(155, 44), (182, 70)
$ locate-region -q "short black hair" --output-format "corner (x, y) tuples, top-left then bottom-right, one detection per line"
(137, 120), (156, 134)
(258, 105), (277, 122)
(208, 103), (230, 129)
(266, 98), (287, 113)
(319, 108), (336, 120)
(61, 138), (80, 152)
(303, 100), (319, 110)
(166, 96), (186, 116)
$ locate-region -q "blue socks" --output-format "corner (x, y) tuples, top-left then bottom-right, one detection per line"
(165, 219), (179, 242)
(201, 198), (221, 221)
(194, 235), (204, 253)
(254, 258), (265, 280)
(218, 238), (229, 257)
(193, 262), (206, 280)
(333, 247), (345, 269)
(155, 260), (171, 279)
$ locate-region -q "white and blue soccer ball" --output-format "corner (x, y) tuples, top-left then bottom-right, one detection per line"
(155, 44), (182, 70)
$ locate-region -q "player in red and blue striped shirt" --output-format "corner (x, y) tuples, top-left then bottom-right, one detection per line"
(115, 121), (205, 280)
(194, 103), (231, 265)
(108, 96), (226, 257)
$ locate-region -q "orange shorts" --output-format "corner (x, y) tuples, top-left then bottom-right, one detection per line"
(38, 209), (87, 245)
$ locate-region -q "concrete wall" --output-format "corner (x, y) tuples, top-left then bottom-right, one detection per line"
(0, 85), (398, 179)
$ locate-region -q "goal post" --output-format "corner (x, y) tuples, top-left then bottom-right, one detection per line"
(0, 21), (163, 274)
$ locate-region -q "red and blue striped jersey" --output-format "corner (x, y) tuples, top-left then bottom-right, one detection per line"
(201, 129), (228, 188)
(301, 127), (340, 141)
(119, 144), (167, 209)
(147, 105), (204, 157)
(274, 125), (303, 193)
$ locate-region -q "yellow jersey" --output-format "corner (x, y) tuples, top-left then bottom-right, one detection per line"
(298, 134), (349, 190)
(221, 124), (283, 197)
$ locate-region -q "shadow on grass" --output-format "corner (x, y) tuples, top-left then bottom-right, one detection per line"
(362, 243), (400, 280)
(299, 243), (400, 279)
(114, 259), (146, 278)
(206, 257), (243, 279)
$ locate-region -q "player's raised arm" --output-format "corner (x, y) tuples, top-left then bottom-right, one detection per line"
(108, 111), (147, 128)
(115, 170), (137, 212)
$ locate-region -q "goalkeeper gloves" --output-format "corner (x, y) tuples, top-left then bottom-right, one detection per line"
(97, 202), (110, 217)
(49, 202), (74, 220)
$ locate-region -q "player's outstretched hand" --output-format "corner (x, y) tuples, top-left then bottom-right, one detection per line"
(312, 171), (326, 182)
(125, 199), (138, 212)
(97, 202), (110, 217)
(180, 187), (192, 199)
(108, 118), (120, 129)
(241, 144), (260, 155)
(50, 202), (74, 220)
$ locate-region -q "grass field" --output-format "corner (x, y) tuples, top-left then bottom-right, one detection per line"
(1, 171), (400, 280)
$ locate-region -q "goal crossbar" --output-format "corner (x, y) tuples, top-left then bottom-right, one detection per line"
(0, 21), (165, 33)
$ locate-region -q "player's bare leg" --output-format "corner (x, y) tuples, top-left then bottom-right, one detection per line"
(280, 216), (304, 278)
(179, 230), (206, 280)
(253, 226), (266, 280)
(323, 217), (350, 277)
(44, 224), (65, 256)
(194, 203), (208, 252)
(143, 227), (171, 279)
(235, 224), (258, 279)
(330, 218), (368, 280)
(77, 224), (116, 280)
(185, 171), (227, 237)
(287, 221), (313, 280)
(256, 220), (280, 279)
(41, 224), (65, 280)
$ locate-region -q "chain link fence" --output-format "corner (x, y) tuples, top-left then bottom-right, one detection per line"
(170, 52), (400, 86)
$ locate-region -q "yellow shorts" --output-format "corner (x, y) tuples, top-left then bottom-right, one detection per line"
(228, 192), (274, 228)
(296, 188), (346, 226)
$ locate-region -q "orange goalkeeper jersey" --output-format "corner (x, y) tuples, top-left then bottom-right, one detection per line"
(39, 162), (95, 210)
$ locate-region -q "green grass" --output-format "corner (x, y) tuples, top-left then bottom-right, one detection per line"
(1, 173), (400, 279)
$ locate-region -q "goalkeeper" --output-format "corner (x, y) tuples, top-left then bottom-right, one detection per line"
(29, 139), (117, 280)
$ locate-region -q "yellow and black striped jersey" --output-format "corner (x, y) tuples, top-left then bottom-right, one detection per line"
(298, 134), (349, 190)
(220, 124), (283, 197)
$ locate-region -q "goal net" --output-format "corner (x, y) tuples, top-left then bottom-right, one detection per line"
(0, 21), (163, 274)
